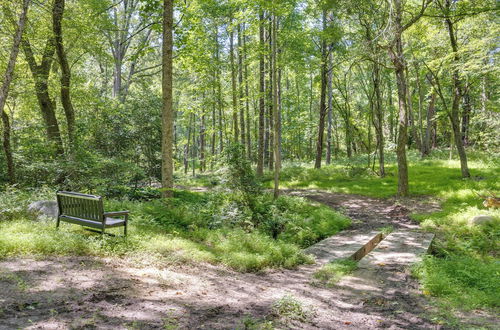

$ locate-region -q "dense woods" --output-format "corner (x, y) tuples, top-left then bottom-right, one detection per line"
(0, 0), (497, 194)
(0, 0), (499, 328)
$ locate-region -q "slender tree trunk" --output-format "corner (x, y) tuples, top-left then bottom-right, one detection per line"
(200, 111), (206, 172)
(268, 17), (274, 171)
(211, 87), (216, 170)
(326, 46), (333, 165)
(272, 14), (280, 198)
(243, 25), (251, 160)
(257, 11), (265, 176)
(237, 24), (245, 150)
(415, 62), (425, 154)
(309, 69), (313, 158)
(422, 90), (436, 156)
(373, 60), (385, 177)
(389, 0), (409, 197)
(52, 0), (76, 152)
(229, 25), (239, 142)
(161, 0), (174, 198)
(445, 5), (470, 178)
(461, 84), (471, 146)
(0, 0), (30, 183)
(314, 10), (328, 169)
(215, 29), (224, 153)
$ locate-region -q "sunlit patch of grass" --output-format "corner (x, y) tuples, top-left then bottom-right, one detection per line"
(0, 187), (345, 272)
(271, 294), (313, 324)
(312, 258), (358, 287)
(413, 255), (500, 309)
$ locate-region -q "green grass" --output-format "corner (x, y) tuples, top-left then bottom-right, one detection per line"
(0, 188), (349, 272)
(312, 258), (358, 287)
(266, 150), (499, 316)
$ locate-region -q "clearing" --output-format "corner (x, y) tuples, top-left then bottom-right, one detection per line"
(0, 190), (495, 329)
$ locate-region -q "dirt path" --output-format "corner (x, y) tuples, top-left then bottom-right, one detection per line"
(1, 191), (447, 329)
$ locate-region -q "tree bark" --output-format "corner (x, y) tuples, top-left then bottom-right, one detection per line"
(229, 25), (239, 142)
(267, 17), (274, 171)
(243, 25), (251, 160)
(326, 46), (333, 165)
(161, 0), (174, 198)
(237, 23), (246, 150)
(23, 38), (65, 157)
(257, 11), (265, 176)
(389, 0), (410, 197)
(271, 14), (280, 198)
(0, 0), (30, 183)
(52, 0), (76, 152)
(372, 60), (385, 177)
(444, 2), (470, 178)
(314, 10), (328, 169)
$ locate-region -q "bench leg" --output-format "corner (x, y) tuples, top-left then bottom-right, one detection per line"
(124, 214), (128, 237)
(101, 227), (105, 235)
(56, 218), (60, 229)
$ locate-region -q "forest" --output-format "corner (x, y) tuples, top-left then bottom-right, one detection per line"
(0, 0), (498, 328)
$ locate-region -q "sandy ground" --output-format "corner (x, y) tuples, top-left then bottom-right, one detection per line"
(0, 191), (494, 329)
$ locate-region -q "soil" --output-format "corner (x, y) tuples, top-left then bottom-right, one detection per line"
(0, 191), (493, 329)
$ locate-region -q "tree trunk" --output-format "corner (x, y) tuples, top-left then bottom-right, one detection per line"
(229, 25), (239, 142)
(445, 5), (470, 178)
(326, 46), (333, 165)
(271, 14), (280, 198)
(268, 17), (274, 171)
(52, 0), (76, 152)
(161, 0), (174, 198)
(314, 10), (328, 169)
(237, 23), (245, 150)
(23, 39), (65, 157)
(372, 60), (385, 177)
(200, 111), (206, 172)
(0, 0), (30, 183)
(257, 11), (265, 176)
(243, 25), (251, 160)
(390, 0), (409, 197)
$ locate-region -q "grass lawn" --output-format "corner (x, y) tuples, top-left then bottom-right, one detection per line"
(0, 188), (349, 273)
(261, 150), (499, 315)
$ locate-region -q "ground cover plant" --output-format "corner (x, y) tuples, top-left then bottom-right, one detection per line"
(264, 151), (500, 316)
(0, 187), (350, 272)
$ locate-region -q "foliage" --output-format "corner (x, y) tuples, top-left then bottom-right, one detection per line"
(312, 258), (358, 287)
(0, 188), (350, 272)
(271, 294), (312, 323)
(272, 152), (500, 313)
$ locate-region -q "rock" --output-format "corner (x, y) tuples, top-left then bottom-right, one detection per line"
(469, 215), (495, 226)
(28, 200), (58, 219)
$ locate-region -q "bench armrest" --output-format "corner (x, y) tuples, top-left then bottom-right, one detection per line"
(104, 211), (129, 217)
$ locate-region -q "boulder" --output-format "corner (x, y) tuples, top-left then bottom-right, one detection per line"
(28, 200), (58, 219)
(469, 215), (495, 226)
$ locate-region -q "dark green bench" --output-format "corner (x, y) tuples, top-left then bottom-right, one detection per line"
(56, 191), (129, 236)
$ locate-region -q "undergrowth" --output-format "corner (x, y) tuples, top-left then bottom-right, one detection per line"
(0, 188), (349, 272)
(312, 258), (358, 287)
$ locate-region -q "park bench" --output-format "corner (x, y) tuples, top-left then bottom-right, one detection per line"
(56, 191), (129, 236)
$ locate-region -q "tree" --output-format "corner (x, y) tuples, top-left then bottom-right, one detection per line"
(314, 9), (328, 169)
(161, 0), (174, 198)
(0, 0), (30, 183)
(52, 0), (76, 152)
(271, 12), (280, 198)
(387, 0), (431, 196)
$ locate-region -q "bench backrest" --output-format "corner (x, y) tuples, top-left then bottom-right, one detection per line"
(56, 191), (104, 223)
